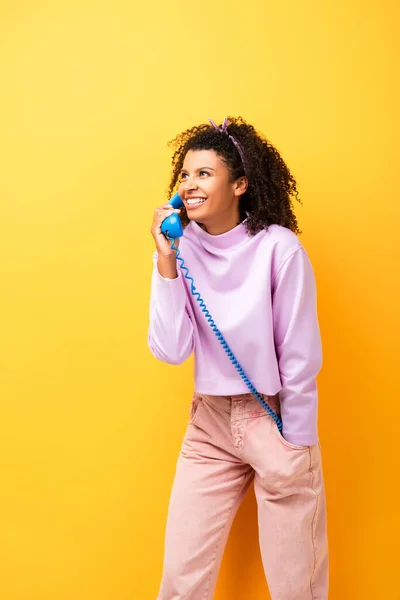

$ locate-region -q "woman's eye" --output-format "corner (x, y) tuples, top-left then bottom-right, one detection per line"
(180, 171), (209, 180)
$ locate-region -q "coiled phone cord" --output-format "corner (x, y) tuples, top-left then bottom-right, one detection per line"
(169, 237), (283, 433)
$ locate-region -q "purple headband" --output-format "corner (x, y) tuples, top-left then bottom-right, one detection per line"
(208, 117), (248, 176)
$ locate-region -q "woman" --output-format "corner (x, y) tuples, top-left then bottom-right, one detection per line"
(148, 116), (329, 600)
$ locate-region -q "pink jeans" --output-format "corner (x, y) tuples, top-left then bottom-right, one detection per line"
(157, 392), (329, 600)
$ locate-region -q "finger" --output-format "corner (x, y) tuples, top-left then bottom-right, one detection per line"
(159, 203), (182, 211)
(155, 209), (180, 218)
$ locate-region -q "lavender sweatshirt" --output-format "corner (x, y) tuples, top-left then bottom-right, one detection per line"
(148, 219), (322, 446)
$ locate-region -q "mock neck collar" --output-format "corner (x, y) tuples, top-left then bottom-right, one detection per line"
(187, 219), (250, 251)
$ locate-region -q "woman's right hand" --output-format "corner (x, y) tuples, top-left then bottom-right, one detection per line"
(150, 204), (181, 258)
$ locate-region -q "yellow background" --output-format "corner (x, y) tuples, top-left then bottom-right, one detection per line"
(1, 1), (399, 598)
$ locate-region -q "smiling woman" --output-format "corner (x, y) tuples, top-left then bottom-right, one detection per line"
(148, 116), (329, 600)
(167, 115), (302, 237)
(179, 150), (247, 234)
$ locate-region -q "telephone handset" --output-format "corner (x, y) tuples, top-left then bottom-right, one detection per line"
(161, 192), (184, 239)
(159, 192), (284, 434)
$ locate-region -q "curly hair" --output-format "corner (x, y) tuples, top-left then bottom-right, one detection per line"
(166, 116), (303, 236)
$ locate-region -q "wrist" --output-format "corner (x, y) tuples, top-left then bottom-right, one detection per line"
(157, 253), (176, 261)
(157, 255), (178, 279)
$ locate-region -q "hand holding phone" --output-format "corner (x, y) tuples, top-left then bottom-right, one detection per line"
(160, 192), (184, 239)
(151, 192), (184, 258)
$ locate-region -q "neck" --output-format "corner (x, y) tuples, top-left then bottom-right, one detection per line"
(198, 212), (241, 236)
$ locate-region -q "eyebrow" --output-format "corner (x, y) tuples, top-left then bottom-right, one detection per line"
(180, 166), (216, 173)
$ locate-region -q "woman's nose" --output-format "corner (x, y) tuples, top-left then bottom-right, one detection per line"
(184, 176), (198, 190)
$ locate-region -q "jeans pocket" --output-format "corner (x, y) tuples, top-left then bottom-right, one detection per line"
(273, 423), (310, 451)
(189, 393), (203, 424)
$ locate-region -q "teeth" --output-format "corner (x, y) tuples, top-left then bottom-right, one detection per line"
(187, 198), (206, 205)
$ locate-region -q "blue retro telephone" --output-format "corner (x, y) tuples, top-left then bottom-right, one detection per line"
(161, 192), (184, 239)
(161, 193), (283, 433)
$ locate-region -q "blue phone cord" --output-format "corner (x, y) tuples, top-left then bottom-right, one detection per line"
(169, 238), (283, 434)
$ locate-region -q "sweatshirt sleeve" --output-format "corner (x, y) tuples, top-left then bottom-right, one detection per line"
(148, 252), (195, 365)
(272, 247), (323, 446)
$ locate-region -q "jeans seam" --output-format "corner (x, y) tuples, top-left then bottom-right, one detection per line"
(308, 447), (319, 600)
(202, 473), (251, 600)
(232, 412), (269, 421)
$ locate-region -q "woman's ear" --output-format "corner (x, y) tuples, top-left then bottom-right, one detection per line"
(234, 176), (248, 197)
